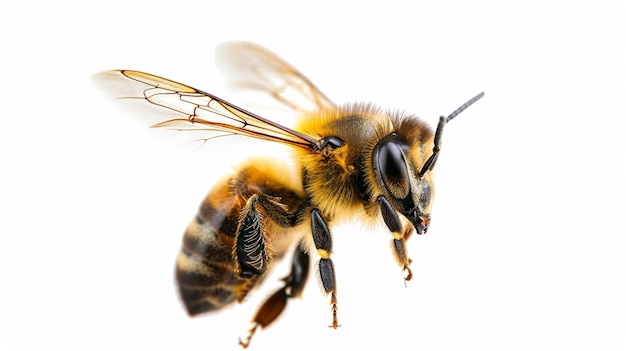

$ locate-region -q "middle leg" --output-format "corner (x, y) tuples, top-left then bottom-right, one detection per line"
(310, 208), (339, 328)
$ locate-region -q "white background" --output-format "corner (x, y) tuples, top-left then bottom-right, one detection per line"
(2, 1), (625, 350)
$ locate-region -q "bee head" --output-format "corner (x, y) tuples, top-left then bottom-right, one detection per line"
(372, 92), (484, 234)
(373, 132), (434, 234)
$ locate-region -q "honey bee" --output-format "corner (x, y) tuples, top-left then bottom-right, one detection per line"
(93, 41), (483, 348)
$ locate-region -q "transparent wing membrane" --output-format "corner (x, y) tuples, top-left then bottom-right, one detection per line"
(216, 41), (334, 113)
(92, 70), (317, 149)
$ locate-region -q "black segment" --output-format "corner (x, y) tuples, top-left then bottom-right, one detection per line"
(318, 258), (336, 293)
(284, 244), (310, 298)
(311, 209), (332, 252)
(378, 195), (402, 233)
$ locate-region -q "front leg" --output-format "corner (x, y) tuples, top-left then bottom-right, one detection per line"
(391, 226), (414, 284)
(378, 196), (414, 284)
(310, 208), (339, 329)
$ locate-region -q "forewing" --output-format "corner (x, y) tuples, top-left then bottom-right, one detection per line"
(215, 41), (335, 113)
(92, 70), (317, 149)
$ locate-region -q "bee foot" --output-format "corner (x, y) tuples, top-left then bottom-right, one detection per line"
(238, 324), (259, 349)
(403, 265), (413, 287)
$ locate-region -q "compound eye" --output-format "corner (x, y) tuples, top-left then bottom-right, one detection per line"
(375, 139), (410, 199)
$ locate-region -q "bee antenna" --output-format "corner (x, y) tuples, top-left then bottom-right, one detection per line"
(418, 92), (484, 177)
(445, 91), (485, 123)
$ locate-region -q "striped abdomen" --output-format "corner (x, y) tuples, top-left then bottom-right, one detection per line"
(175, 159), (306, 316)
(175, 182), (255, 315)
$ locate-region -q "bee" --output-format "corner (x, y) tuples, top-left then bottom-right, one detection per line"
(93, 41), (483, 348)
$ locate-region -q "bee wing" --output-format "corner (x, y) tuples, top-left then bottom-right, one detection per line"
(215, 41), (335, 113)
(92, 70), (318, 149)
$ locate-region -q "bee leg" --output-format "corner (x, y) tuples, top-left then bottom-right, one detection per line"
(234, 194), (270, 279)
(311, 208), (339, 328)
(234, 192), (296, 278)
(378, 196), (413, 285)
(391, 229), (413, 286)
(239, 243), (310, 349)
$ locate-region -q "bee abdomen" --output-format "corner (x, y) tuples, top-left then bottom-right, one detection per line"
(176, 249), (237, 315)
(175, 159), (306, 317)
(176, 208), (245, 316)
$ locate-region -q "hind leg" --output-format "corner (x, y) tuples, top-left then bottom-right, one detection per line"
(239, 242), (310, 348)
